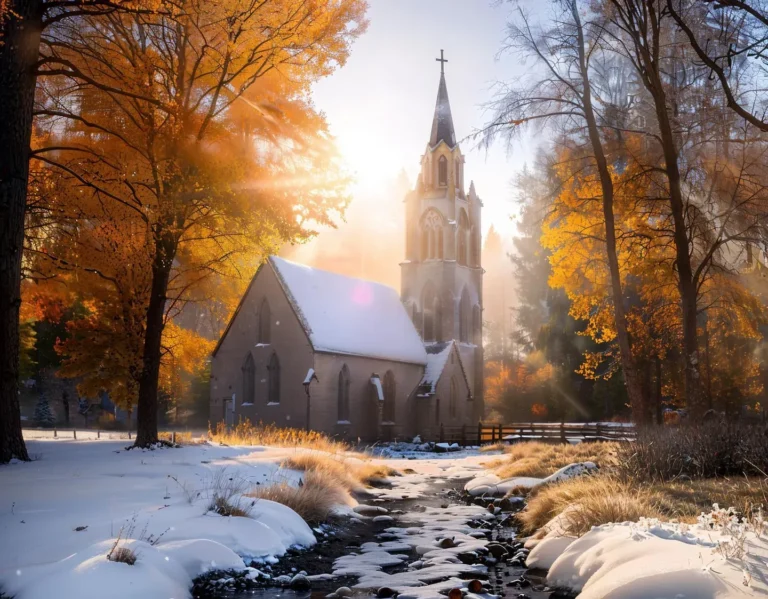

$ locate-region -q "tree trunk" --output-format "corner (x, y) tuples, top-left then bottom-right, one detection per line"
(647, 76), (703, 420)
(571, 1), (648, 425)
(133, 236), (174, 448)
(0, 0), (42, 463)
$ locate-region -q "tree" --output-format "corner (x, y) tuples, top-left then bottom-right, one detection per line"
(483, 0), (649, 422)
(34, 394), (55, 426)
(667, 0), (768, 132)
(31, 0), (367, 447)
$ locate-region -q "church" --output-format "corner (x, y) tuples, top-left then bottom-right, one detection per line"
(209, 56), (484, 441)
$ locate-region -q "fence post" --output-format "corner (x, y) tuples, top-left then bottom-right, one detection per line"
(439, 423), (444, 443)
(97, 430), (100, 439)
(560, 422), (566, 444)
(73, 429), (76, 440)
(53, 428), (57, 439)
(490, 424), (496, 443)
(172, 431), (176, 445)
(128, 430), (132, 440)
(595, 422), (602, 441)
(477, 421), (482, 445)
(497, 423), (503, 442)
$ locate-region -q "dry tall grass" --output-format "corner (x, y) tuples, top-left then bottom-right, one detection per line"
(209, 420), (348, 453)
(519, 473), (768, 537)
(248, 470), (353, 523)
(281, 452), (399, 494)
(486, 441), (618, 479)
(519, 476), (664, 536)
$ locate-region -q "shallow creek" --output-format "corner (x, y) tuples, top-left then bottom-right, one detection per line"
(200, 467), (574, 599)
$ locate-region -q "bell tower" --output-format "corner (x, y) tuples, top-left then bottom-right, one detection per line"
(400, 51), (484, 416)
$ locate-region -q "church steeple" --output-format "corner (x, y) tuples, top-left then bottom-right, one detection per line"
(429, 50), (456, 148)
(401, 49), (485, 421)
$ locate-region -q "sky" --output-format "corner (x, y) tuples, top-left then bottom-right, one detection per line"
(310, 0), (535, 241)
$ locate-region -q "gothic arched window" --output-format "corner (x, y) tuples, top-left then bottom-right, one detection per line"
(449, 378), (458, 418)
(241, 353), (255, 405)
(267, 352), (280, 404)
(438, 156), (448, 187)
(383, 370), (396, 422)
(337, 364), (350, 421)
(259, 299), (271, 344)
(457, 210), (470, 265)
(421, 209), (444, 261)
(455, 157), (461, 187)
(470, 226), (480, 267)
(459, 287), (471, 343)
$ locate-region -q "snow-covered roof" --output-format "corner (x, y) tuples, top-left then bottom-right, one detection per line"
(270, 257), (427, 365)
(420, 342), (454, 394)
(417, 341), (471, 397)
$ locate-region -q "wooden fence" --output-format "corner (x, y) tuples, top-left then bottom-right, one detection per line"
(434, 422), (636, 446)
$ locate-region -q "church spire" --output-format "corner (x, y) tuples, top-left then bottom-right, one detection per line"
(429, 50), (456, 148)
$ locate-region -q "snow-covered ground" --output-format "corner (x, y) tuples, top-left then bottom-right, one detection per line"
(8, 438), (766, 599)
(462, 460), (768, 598)
(529, 510), (768, 597)
(0, 440), (328, 598)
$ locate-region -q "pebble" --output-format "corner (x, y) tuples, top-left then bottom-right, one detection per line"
(377, 586), (396, 598)
(335, 587), (353, 597)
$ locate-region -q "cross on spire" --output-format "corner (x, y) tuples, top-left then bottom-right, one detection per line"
(436, 49), (447, 75)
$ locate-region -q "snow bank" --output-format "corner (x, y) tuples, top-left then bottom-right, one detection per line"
(3, 538), (246, 599)
(464, 461), (597, 496)
(532, 511), (768, 598)
(0, 441), (323, 598)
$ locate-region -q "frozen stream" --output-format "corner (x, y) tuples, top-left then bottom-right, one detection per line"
(202, 457), (574, 599)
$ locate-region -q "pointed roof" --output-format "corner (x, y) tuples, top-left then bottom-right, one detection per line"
(417, 341), (471, 397)
(270, 257), (427, 365)
(429, 72), (456, 148)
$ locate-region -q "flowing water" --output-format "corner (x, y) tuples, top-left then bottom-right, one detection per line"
(198, 471), (573, 599)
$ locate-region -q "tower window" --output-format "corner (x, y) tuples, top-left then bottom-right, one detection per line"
(457, 210), (470, 265)
(438, 156), (448, 187)
(421, 209), (444, 261)
(455, 158), (460, 187)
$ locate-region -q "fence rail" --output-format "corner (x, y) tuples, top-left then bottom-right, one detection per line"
(22, 428), (207, 441)
(435, 422), (636, 446)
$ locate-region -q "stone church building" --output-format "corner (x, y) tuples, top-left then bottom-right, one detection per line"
(210, 60), (484, 440)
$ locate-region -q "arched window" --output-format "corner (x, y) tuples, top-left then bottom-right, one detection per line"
(421, 283), (437, 342)
(259, 299), (271, 344)
(449, 378), (457, 418)
(472, 305), (482, 345)
(421, 209), (444, 261)
(337, 364), (350, 421)
(456, 210), (470, 265)
(459, 287), (471, 343)
(383, 371), (396, 422)
(454, 158), (461, 187)
(241, 353), (255, 405)
(470, 226), (480, 267)
(267, 352), (280, 404)
(438, 156), (448, 186)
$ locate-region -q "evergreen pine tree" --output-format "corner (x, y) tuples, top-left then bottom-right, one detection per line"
(34, 396), (56, 427)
